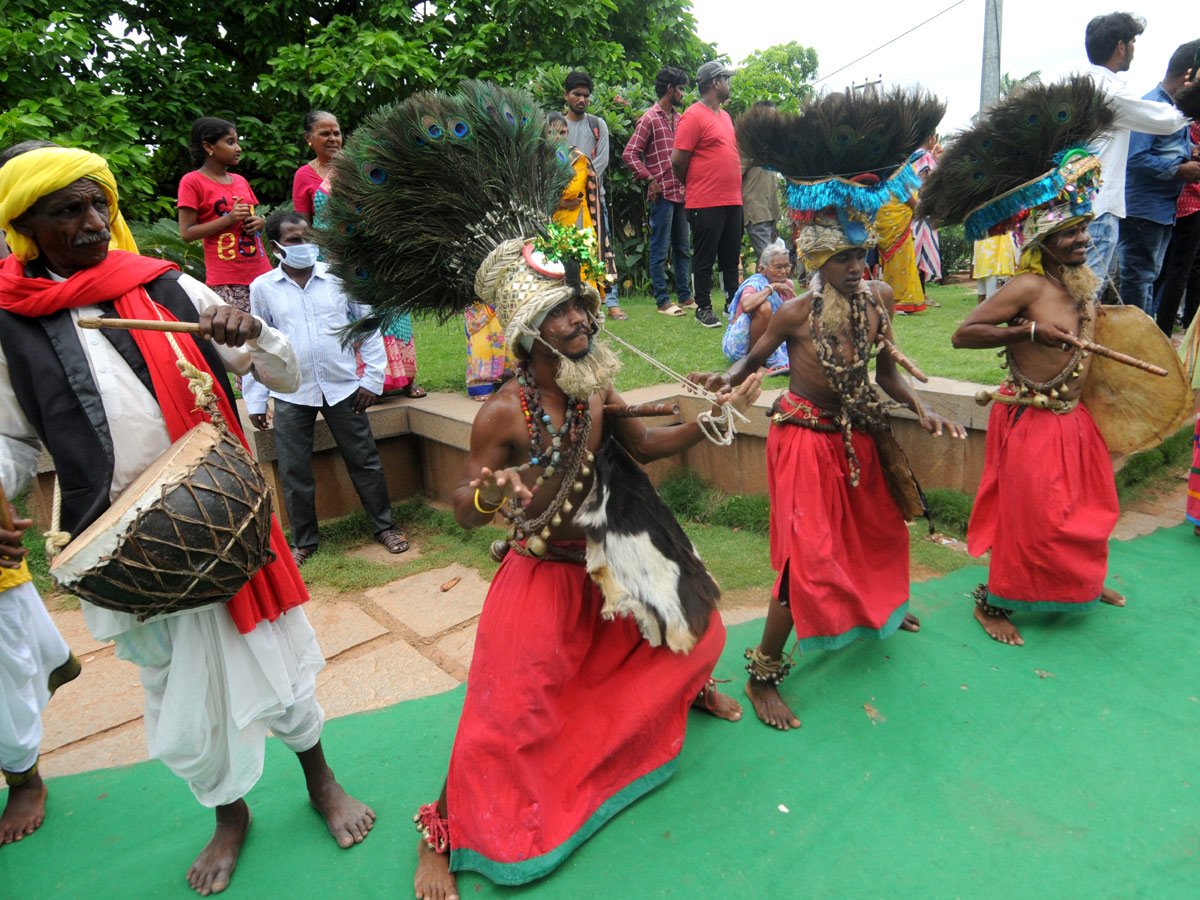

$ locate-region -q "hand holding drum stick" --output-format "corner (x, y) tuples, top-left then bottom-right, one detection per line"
(1011, 316), (1168, 376)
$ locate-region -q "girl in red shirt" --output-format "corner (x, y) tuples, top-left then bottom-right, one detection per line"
(177, 117), (272, 313)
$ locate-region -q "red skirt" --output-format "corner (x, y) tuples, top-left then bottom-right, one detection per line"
(446, 548), (724, 885)
(968, 402), (1118, 609)
(767, 396), (911, 652)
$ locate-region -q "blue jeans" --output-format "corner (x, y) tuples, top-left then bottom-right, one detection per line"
(1085, 212), (1119, 290)
(601, 202), (618, 307)
(648, 197), (691, 308)
(1117, 217), (1173, 312)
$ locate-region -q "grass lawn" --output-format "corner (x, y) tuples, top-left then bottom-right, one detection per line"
(409, 280), (1005, 395)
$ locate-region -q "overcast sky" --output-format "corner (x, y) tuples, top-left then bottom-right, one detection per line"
(689, 0), (1188, 132)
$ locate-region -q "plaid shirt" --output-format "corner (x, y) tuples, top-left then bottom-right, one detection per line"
(622, 103), (684, 203)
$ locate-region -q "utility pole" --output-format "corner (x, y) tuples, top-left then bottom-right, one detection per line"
(849, 75), (883, 98)
(980, 0), (1003, 111)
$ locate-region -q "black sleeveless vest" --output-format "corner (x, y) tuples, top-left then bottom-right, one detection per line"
(0, 269), (237, 535)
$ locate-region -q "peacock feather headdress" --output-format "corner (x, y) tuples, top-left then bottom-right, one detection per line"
(736, 87), (945, 270)
(317, 81), (599, 350)
(915, 75), (1116, 242)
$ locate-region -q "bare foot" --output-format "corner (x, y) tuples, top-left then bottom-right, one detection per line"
(186, 800), (250, 896)
(0, 775), (47, 844)
(414, 838), (459, 900)
(692, 684), (743, 721)
(900, 611), (920, 632)
(744, 679), (801, 730)
(973, 606), (1024, 646)
(308, 770), (376, 848)
(1100, 587), (1126, 607)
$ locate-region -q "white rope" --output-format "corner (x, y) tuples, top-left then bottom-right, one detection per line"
(43, 476), (70, 562)
(598, 324), (748, 446)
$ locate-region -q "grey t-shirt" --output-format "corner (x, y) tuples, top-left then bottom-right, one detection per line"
(567, 114), (610, 199)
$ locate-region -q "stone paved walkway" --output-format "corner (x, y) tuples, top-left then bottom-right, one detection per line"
(29, 478), (1191, 781)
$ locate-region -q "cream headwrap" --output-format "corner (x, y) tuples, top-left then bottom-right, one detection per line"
(0, 147), (138, 262)
(795, 208), (877, 272)
(1017, 209), (1092, 275)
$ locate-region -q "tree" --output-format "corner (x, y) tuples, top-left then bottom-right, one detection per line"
(727, 41), (819, 117)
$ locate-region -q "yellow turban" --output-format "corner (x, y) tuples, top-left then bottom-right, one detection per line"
(0, 147), (138, 263)
(1016, 210), (1092, 275)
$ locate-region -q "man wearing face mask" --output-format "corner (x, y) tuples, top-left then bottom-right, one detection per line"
(244, 210), (408, 565)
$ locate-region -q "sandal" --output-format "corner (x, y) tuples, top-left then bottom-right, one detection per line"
(377, 528), (410, 554)
(400, 383), (427, 398)
(657, 304), (686, 316)
(291, 545), (317, 567)
(607, 307), (629, 321)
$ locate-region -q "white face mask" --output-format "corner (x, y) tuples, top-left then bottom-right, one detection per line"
(273, 241), (320, 268)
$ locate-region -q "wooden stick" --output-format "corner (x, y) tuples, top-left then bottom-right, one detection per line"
(1011, 317), (1167, 376)
(0, 479), (12, 531)
(876, 336), (929, 383)
(603, 403), (681, 418)
(77, 316), (203, 334)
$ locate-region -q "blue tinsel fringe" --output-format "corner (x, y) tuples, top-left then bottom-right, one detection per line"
(964, 172), (1065, 241)
(785, 178), (897, 217)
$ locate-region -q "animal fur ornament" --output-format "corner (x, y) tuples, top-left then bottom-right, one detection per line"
(575, 438), (718, 654)
(736, 87), (945, 269)
(915, 75), (1115, 240)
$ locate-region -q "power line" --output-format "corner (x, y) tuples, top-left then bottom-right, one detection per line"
(814, 0), (972, 86)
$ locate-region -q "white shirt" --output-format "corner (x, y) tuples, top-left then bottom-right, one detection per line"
(0, 270), (298, 641)
(242, 261), (385, 413)
(1085, 63), (1191, 219)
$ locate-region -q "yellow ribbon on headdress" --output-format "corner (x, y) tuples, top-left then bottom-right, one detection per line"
(0, 147), (138, 263)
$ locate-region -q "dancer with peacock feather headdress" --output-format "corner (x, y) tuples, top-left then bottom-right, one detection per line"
(314, 81), (762, 896)
(920, 74), (1129, 646)
(700, 87), (967, 733)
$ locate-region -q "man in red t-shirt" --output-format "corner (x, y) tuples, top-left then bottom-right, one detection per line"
(672, 61), (743, 328)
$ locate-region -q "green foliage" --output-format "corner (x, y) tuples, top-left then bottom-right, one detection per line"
(727, 42), (819, 117)
(709, 493), (771, 534)
(658, 467), (717, 522)
(924, 488), (975, 539)
(127, 218), (207, 281)
(937, 223), (973, 274)
(1114, 424), (1195, 502)
(658, 467), (771, 533)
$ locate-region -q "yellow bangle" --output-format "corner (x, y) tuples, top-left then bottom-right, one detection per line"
(474, 488), (503, 515)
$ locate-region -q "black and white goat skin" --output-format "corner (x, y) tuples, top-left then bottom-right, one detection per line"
(574, 437), (719, 654)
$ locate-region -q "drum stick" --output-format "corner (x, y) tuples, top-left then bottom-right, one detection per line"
(0, 480), (12, 531)
(875, 336), (929, 383)
(1011, 317), (1167, 376)
(78, 317), (204, 335)
(603, 403), (681, 418)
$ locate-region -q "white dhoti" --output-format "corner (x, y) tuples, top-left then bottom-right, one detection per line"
(100, 605), (326, 808)
(0, 580), (70, 774)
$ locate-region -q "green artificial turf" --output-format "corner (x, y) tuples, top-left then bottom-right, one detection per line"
(4, 524), (1198, 899)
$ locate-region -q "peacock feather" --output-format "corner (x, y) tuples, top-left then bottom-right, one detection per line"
(317, 81), (573, 337)
(736, 87), (945, 184)
(916, 75), (1116, 228)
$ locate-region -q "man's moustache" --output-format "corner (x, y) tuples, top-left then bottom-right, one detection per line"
(74, 231), (111, 247)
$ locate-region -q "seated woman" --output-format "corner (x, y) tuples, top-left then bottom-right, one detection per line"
(722, 241), (793, 371)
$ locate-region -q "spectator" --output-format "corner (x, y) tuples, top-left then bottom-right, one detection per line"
(244, 210), (409, 565)
(1154, 122), (1200, 335)
(177, 117), (272, 316)
(563, 71), (623, 319)
(1082, 12), (1191, 288)
(721, 240), (792, 372)
(623, 65), (694, 316)
(548, 111), (606, 294)
(911, 135), (944, 302)
(292, 110), (341, 225)
(742, 102), (781, 267)
(972, 234), (1016, 303)
(672, 61), (743, 328)
(1117, 40), (1200, 312)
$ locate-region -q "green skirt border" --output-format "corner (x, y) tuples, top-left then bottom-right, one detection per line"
(793, 600), (910, 653)
(450, 756), (679, 886)
(986, 590), (1100, 613)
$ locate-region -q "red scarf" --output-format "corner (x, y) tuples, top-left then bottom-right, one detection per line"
(0, 251), (307, 632)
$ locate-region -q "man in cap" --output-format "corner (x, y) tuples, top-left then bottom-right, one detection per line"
(0, 146), (373, 893)
(672, 61), (743, 328)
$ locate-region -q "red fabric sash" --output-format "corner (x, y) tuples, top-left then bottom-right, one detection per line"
(0, 251), (308, 632)
(879, 221), (912, 263)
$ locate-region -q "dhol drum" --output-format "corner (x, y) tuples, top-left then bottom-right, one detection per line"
(49, 421), (274, 619)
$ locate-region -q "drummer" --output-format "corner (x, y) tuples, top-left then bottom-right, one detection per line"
(0, 147), (374, 894)
(936, 135), (1126, 646)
